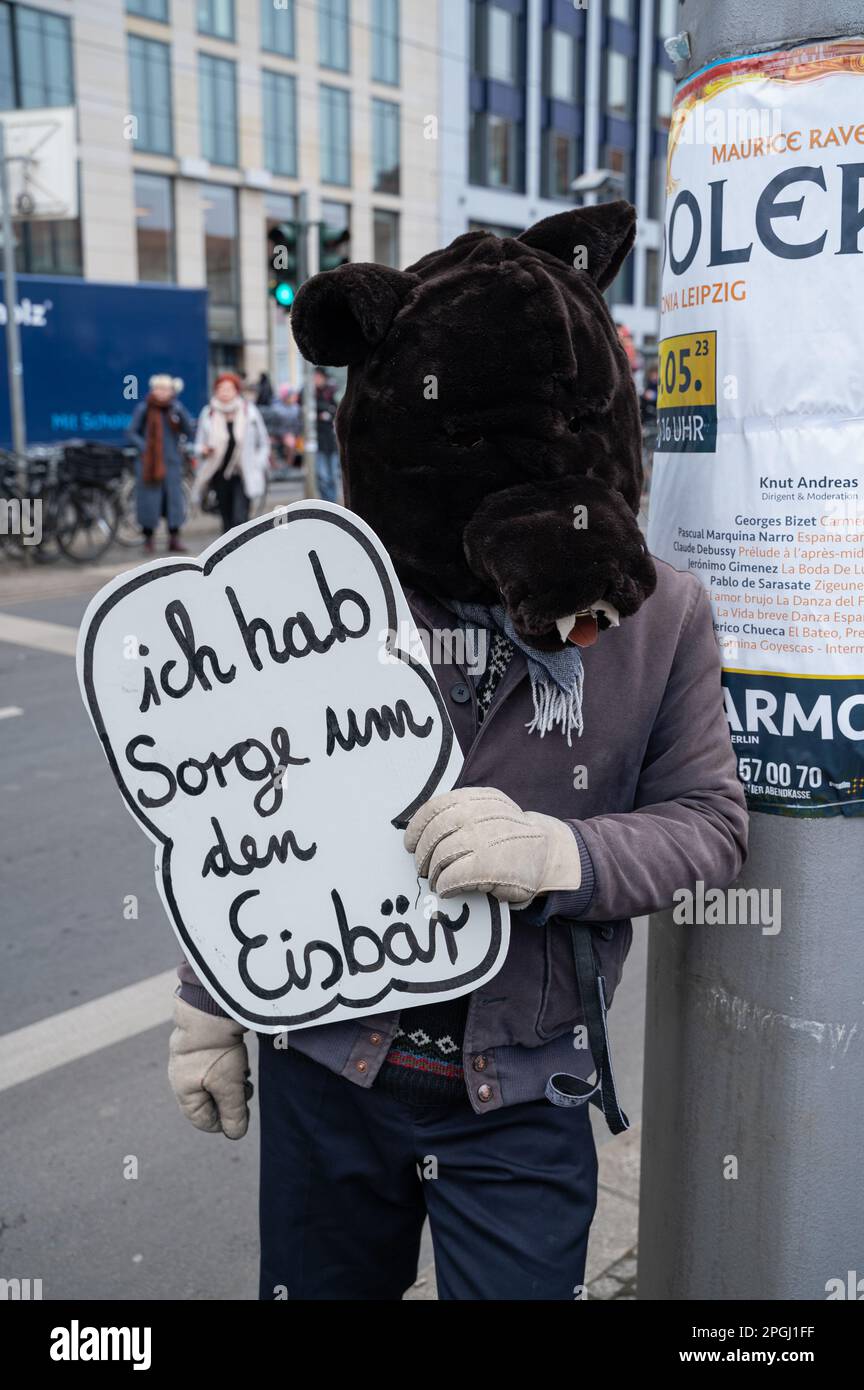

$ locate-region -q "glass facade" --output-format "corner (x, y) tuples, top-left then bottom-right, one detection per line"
(127, 0), (169, 19)
(135, 172), (175, 282)
(542, 129), (580, 200)
(260, 0), (295, 56)
(372, 98), (400, 195)
(197, 0), (234, 41)
(320, 85), (351, 185)
(198, 53), (237, 166)
(128, 35), (173, 155)
(0, 4), (79, 274)
(202, 182), (240, 344)
(0, 3), (74, 109)
(650, 4), (676, 218)
(262, 69), (298, 177)
(371, 0), (399, 86)
(13, 212), (82, 276)
(319, 0), (350, 73)
(373, 208), (400, 268)
(549, 29), (576, 103)
(487, 5), (517, 83)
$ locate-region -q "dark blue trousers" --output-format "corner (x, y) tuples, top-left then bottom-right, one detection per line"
(258, 1042), (598, 1301)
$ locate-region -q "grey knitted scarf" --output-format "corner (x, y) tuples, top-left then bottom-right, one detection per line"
(447, 599), (584, 745)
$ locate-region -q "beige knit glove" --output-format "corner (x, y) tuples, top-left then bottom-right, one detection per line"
(405, 787), (583, 908)
(168, 996), (252, 1140)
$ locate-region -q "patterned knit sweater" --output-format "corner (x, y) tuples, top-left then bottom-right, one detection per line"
(375, 632), (514, 1105)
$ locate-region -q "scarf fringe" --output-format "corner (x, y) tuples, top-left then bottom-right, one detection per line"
(526, 665), (584, 746)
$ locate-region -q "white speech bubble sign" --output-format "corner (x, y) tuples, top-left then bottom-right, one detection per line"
(77, 501), (509, 1031)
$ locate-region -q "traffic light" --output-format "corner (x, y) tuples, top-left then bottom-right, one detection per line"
(319, 218), (351, 273)
(268, 221), (300, 308)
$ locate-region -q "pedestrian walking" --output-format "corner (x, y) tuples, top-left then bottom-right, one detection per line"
(255, 371), (274, 407)
(312, 368), (341, 502)
(192, 372), (270, 533)
(126, 374), (195, 555)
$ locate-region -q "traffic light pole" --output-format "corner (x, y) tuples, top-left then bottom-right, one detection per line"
(0, 120), (28, 468)
(297, 191), (319, 500)
(638, 0), (864, 1301)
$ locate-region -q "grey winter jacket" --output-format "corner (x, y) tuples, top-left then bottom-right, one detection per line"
(179, 558), (749, 1113)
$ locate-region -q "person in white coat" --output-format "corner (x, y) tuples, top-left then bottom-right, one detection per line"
(193, 372), (270, 532)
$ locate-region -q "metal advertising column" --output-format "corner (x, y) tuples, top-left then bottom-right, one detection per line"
(640, 0), (864, 1299)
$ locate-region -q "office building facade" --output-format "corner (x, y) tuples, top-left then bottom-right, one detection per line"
(1, 0), (440, 382)
(440, 0), (677, 351)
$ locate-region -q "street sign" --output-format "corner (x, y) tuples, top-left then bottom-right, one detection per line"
(0, 107), (77, 221)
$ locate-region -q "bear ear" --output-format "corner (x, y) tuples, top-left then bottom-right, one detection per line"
(291, 262), (419, 366)
(519, 200), (636, 291)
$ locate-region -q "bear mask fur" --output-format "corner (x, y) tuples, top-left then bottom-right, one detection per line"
(292, 201), (656, 650)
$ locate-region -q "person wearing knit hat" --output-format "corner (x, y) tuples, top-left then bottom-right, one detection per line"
(126, 373), (195, 555)
(192, 372), (270, 532)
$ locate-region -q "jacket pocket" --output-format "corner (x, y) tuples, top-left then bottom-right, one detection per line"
(535, 918), (631, 1041)
(534, 920), (583, 1041)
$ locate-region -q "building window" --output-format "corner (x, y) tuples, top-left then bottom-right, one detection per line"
(606, 257), (634, 307)
(320, 84), (351, 185)
(606, 50), (631, 118)
(266, 190), (297, 235)
(373, 208), (399, 268)
(0, 5), (14, 109)
(13, 210), (82, 275)
(202, 182), (240, 343)
(127, 0), (169, 20)
(260, 0), (294, 56)
(649, 151), (666, 220)
(542, 130), (579, 200)
(262, 69), (297, 176)
(128, 36), (173, 155)
(0, 3), (74, 109)
(372, 98), (399, 195)
(135, 172), (175, 282)
(371, 0), (399, 86)
(198, 53), (237, 165)
(655, 67), (675, 129)
(197, 0), (235, 41)
(470, 111), (522, 192)
(645, 247), (660, 307)
(487, 4), (516, 82)
(601, 143), (632, 197)
(468, 219), (522, 238)
(319, 0), (350, 73)
(548, 29), (576, 103)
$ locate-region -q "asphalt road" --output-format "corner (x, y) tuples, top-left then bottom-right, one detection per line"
(0, 536), (647, 1301)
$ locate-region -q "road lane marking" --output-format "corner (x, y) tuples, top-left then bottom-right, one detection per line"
(0, 612), (77, 657)
(0, 969), (178, 1092)
(0, 705), (23, 719)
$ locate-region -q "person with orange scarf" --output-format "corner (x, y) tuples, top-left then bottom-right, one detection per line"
(127, 374), (195, 554)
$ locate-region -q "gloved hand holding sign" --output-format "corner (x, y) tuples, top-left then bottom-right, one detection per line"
(405, 787), (583, 909)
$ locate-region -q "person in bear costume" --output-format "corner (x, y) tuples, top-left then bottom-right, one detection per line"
(168, 203), (748, 1301)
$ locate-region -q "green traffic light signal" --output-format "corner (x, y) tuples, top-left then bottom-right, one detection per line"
(268, 220), (300, 309)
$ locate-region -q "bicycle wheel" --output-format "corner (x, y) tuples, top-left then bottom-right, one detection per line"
(114, 471), (143, 548)
(55, 482), (119, 562)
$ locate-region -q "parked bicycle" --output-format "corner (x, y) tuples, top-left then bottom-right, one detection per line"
(0, 444), (120, 564)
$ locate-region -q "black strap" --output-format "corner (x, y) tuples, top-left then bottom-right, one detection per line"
(544, 922), (630, 1135)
